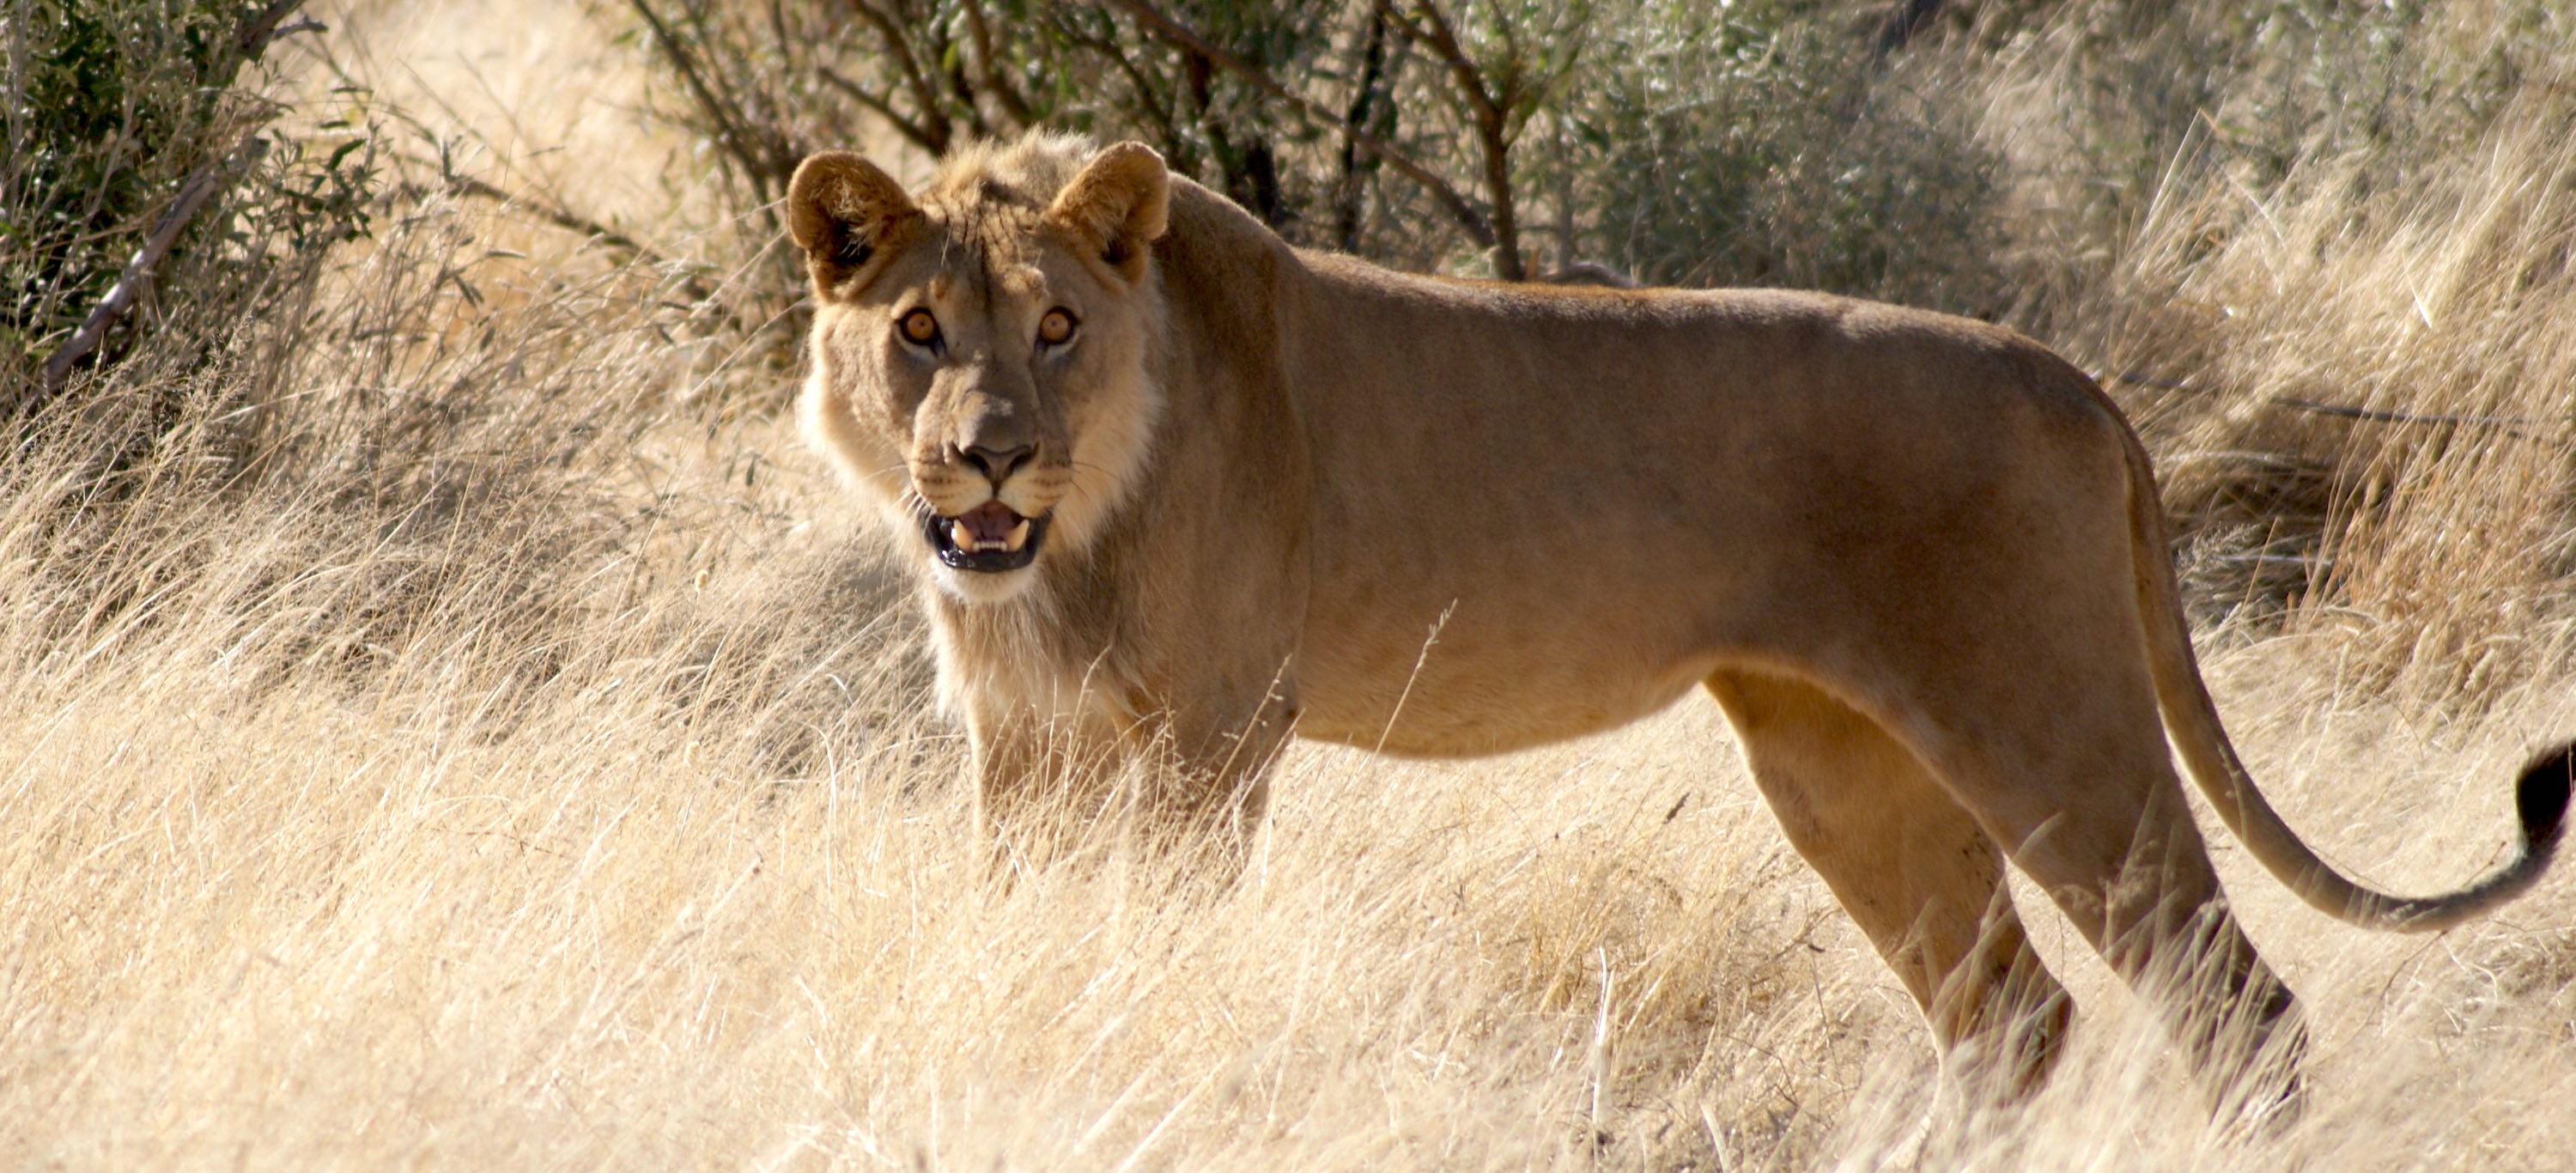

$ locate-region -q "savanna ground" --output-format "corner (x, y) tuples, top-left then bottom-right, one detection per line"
(4, 0), (2574, 1167)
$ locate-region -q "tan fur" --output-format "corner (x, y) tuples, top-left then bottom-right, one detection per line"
(788, 134), (2567, 1108)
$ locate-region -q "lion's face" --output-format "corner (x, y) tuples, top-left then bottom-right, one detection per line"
(790, 141), (1170, 604)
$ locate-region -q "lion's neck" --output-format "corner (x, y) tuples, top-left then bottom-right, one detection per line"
(926, 543), (1129, 683)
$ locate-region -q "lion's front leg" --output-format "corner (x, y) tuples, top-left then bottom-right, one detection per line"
(1134, 672), (1300, 855)
(968, 678), (1291, 877)
(966, 701), (1126, 878)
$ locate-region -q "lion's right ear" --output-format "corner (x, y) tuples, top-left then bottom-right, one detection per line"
(787, 152), (917, 289)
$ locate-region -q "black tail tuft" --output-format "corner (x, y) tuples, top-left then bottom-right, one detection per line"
(2514, 741), (2574, 851)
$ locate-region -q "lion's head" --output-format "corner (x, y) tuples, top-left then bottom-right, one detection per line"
(789, 136), (1170, 604)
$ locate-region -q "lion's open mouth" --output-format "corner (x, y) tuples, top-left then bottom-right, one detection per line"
(924, 500), (1048, 573)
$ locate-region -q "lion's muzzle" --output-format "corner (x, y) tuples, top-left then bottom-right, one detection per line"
(925, 499), (1048, 573)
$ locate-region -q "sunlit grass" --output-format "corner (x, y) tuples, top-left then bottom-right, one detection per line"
(2, 1), (2570, 1168)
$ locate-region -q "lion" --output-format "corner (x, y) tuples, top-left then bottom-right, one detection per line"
(786, 132), (2572, 1108)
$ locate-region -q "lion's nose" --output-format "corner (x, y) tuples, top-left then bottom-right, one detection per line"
(958, 441), (1035, 486)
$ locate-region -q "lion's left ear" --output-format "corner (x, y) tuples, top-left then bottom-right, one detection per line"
(1046, 142), (1169, 286)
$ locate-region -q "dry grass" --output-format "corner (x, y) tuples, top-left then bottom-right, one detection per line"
(3, 1), (2573, 1168)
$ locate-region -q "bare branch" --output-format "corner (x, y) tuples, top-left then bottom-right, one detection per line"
(629, 0), (795, 200)
(422, 173), (716, 301)
(843, 0), (952, 153)
(960, 0), (1036, 127)
(1392, 0), (1501, 129)
(1333, 6), (1396, 252)
(1057, 19), (1186, 161)
(922, 18), (993, 140)
(1874, 0), (1947, 57)
(2112, 372), (2567, 441)
(1382, 0), (1523, 278)
(41, 140), (260, 390)
(816, 64), (945, 153)
(232, 0), (313, 60)
(1094, 0), (1495, 250)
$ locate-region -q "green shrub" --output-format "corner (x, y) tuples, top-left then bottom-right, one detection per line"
(618, 0), (2006, 304)
(1571, 1), (2007, 310)
(1, 0), (374, 422)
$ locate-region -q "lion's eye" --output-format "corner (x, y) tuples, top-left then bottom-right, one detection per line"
(898, 308), (940, 347)
(1037, 308), (1077, 348)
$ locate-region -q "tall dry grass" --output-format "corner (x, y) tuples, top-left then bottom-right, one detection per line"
(3, 0), (2572, 1168)
(1978, 1), (2576, 710)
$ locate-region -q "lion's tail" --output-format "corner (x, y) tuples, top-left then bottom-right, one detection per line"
(2117, 422), (2572, 932)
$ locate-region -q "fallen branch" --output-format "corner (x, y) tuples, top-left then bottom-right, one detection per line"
(2112, 372), (2566, 441)
(2270, 396), (2553, 434)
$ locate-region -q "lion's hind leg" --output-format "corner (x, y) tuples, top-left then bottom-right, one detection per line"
(1706, 668), (2072, 1101)
(1891, 664), (2307, 1126)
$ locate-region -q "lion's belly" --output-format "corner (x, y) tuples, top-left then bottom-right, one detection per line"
(1297, 678), (1704, 757)
(1291, 601), (1723, 757)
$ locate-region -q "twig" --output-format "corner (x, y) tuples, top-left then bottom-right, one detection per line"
(628, 0), (796, 202)
(39, 138), (264, 391)
(843, 0), (954, 153)
(265, 16), (329, 44)
(959, 0), (1034, 128)
(233, 0), (313, 59)
(2270, 397), (2550, 433)
(1873, 0), (1947, 58)
(1386, 0), (1524, 277)
(397, 171), (717, 302)
(1094, 0), (1497, 251)
(815, 64), (943, 154)
(2112, 372), (2564, 441)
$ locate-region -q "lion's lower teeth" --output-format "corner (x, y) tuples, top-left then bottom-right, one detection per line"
(1003, 519), (1030, 551)
(950, 520), (975, 550)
